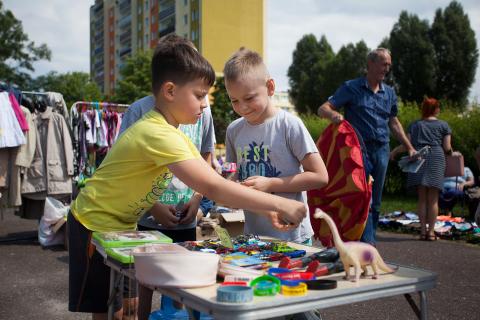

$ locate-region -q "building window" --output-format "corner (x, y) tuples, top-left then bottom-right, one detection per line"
(138, 23), (142, 31)
(109, 25), (113, 32)
(184, 0), (188, 6)
(183, 14), (187, 25)
(138, 6), (142, 14)
(145, 17), (149, 27)
(151, 31), (156, 40)
(145, 0), (149, 10)
(191, 10), (195, 21)
(109, 10), (113, 17)
(110, 39), (113, 46)
(145, 34), (149, 43)
(184, 33), (188, 39)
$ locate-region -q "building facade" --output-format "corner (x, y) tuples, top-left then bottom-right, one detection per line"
(90, 0), (265, 95)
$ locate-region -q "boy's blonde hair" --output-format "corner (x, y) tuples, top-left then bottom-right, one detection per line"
(223, 47), (270, 83)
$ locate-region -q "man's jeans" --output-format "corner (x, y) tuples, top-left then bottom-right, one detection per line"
(361, 142), (390, 245)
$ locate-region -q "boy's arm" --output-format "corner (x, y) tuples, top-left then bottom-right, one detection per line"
(167, 158), (307, 226)
(241, 152), (328, 193)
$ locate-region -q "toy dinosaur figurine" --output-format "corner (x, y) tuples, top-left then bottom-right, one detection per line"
(314, 209), (395, 282)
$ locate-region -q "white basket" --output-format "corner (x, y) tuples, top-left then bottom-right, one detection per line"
(133, 245), (219, 288)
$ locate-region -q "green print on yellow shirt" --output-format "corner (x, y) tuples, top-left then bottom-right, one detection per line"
(71, 111), (200, 232)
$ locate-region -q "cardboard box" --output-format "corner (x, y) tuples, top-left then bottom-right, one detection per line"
(218, 209), (245, 237)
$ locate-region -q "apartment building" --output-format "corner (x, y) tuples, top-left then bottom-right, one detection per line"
(90, 0), (265, 95)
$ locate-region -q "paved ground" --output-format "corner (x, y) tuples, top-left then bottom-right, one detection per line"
(0, 210), (478, 320)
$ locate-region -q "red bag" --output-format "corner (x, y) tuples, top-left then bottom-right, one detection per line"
(444, 154), (464, 177)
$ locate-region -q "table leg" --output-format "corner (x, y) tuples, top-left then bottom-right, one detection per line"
(138, 284), (153, 320)
(419, 291), (428, 320)
(108, 268), (116, 320)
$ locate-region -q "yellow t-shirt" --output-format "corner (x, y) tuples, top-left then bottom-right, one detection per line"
(71, 110), (200, 232)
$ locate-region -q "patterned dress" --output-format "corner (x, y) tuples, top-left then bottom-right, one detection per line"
(406, 119), (451, 190)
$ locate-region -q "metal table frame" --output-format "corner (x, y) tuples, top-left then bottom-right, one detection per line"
(105, 259), (436, 320)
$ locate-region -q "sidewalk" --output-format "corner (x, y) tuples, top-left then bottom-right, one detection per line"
(0, 210), (478, 320)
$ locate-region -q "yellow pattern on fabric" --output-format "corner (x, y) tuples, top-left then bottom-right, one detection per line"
(71, 110), (200, 232)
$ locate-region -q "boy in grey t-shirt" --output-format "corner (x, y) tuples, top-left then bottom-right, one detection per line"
(224, 48), (329, 243)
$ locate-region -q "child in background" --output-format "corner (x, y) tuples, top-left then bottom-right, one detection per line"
(224, 48), (329, 244)
(391, 97), (453, 241)
(68, 38), (306, 320)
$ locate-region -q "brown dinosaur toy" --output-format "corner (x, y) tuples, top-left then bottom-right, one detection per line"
(314, 208), (396, 282)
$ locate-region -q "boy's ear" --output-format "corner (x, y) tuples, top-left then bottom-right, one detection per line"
(161, 82), (176, 101)
(266, 78), (275, 97)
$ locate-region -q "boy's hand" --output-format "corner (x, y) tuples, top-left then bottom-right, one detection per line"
(268, 211), (297, 231)
(178, 194), (202, 225)
(278, 199), (307, 225)
(150, 202), (179, 228)
(241, 176), (272, 192)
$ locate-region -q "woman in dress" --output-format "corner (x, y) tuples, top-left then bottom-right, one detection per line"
(391, 97), (453, 240)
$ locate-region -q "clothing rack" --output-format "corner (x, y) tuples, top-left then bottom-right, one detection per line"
(21, 91), (48, 95)
(72, 101), (129, 111)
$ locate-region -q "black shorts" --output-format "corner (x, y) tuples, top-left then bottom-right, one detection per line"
(68, 211), (124, 313)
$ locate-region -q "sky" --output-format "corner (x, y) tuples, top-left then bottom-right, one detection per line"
(3, 0), (480, 101)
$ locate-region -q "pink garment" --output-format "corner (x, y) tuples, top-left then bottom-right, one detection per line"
(9, 93), (29, 132)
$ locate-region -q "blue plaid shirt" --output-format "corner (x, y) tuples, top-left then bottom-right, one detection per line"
(329, 77), (398, 144)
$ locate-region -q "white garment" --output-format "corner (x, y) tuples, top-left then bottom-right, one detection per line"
(0, 92), (25, 148)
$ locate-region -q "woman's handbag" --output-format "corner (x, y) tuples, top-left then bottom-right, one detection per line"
(444, 154), (464, 177)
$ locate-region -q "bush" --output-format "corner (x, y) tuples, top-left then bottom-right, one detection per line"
(300, 101), (480, 195)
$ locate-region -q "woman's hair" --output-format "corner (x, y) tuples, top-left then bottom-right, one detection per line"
(421, 97), (440, 118)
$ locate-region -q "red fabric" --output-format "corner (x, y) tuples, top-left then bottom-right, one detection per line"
(9, 93), (29, 132)
(308, 120), (371, 247)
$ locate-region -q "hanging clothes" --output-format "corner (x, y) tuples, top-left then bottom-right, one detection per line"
(0, 92), (26, 148)
(9, 93), (29, 132)
(0, 106), (36, 207)
(21, 107), (74, 196)
(46, 91), (70, 125)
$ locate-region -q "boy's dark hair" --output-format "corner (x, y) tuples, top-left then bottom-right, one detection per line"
(151, 34), (215, 94)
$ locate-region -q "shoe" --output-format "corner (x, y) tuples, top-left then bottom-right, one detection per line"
(426, 234), (437, 241)
(418, 233), (427, 241)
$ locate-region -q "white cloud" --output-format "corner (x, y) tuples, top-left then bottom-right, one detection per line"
(2, 0), (479, 100)
(267, 0), (480, 100)
(3, 0), (90, 76)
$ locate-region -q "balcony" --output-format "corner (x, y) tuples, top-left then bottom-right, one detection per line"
(159, 25), (175, 37)
(93, 2), (103, 13)
(118, 0), (131, 15)
(119, 30), (131, 44)
(94, 46), (104, 56)
(94, 32), (104, 42)
(94, 60), (104, 70)
(119, 47), (131, 57)
(158, 6), (175, 21)
(118, 14), (131, 29)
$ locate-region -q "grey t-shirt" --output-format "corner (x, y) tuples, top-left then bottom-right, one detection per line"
(225, 109), (316, 243)
(119, 95), (215, 230)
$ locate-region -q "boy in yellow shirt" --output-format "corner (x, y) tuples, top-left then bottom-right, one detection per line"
(68, 36), (306, 319)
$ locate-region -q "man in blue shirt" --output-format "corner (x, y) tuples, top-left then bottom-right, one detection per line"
(318, 48), (415, 245)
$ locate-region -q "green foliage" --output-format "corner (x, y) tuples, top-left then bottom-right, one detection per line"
(288, 34), (334, 114)
(323, 41), (369, 98)
(210, 77), (238, 144)
(389, 11), (436, 103)
(298, 113), (329, 141)
(430, 1), (478, 106)
(0, 1), (51, 87)
(31, 71), (103, 108)
(113, 50), (152, 104)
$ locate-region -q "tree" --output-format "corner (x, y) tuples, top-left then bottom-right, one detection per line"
(0, 1), (51, 87)
(389, 11), (436, 103)
(430, 1), (478, 106)
(288, 34), (334, 114)
(32, 71), (103, 107)
(113, 50), (152, 104)
(210, 77), (238, 144)
(323, 41), (370, 97)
